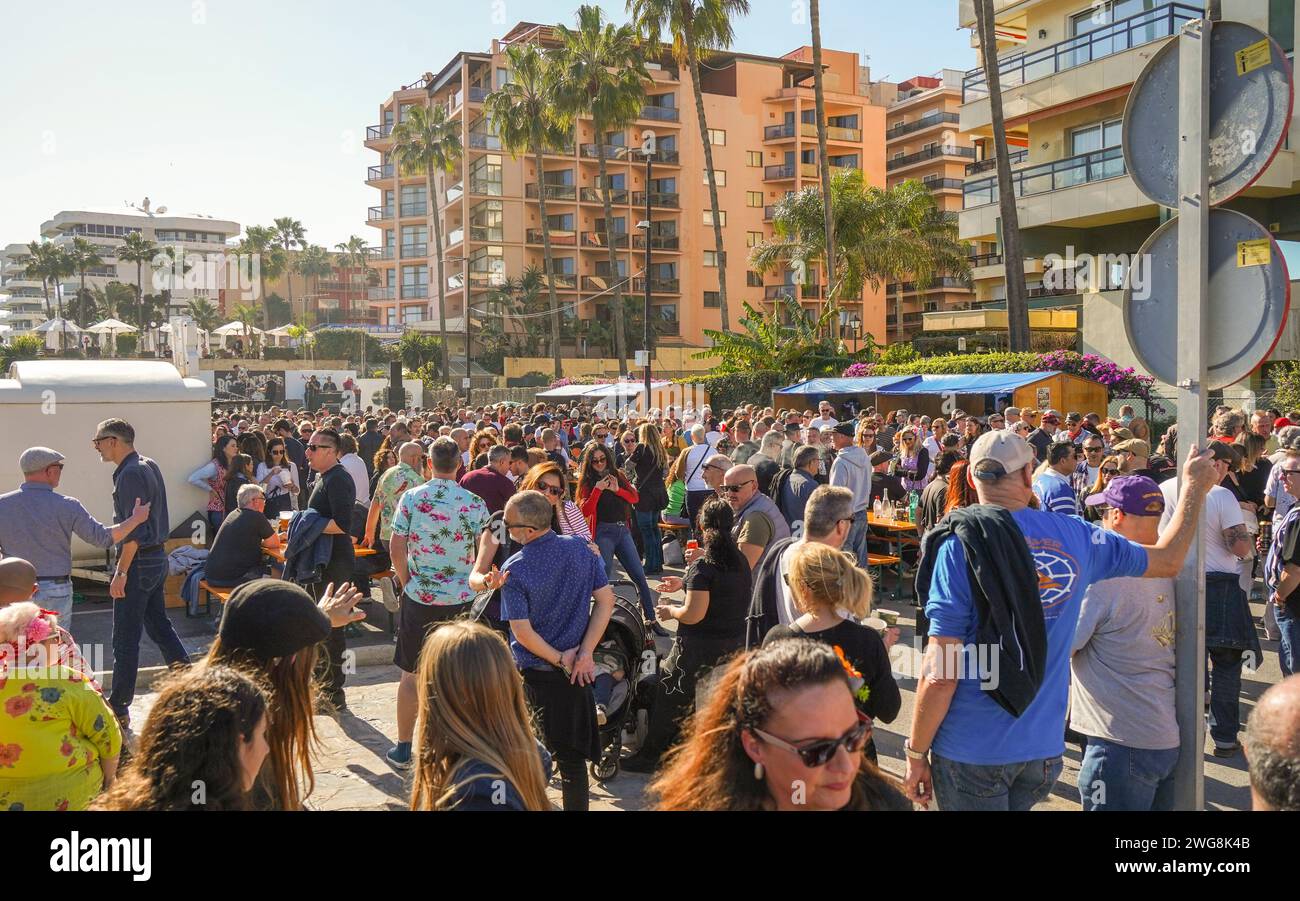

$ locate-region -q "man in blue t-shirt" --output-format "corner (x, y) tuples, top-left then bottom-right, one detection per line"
(903, 431), (1217, 810)
(1032, 441), (1083, 516)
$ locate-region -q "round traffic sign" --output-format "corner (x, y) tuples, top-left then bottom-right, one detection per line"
(1123, 208), (1290, 389)
(1123, 20), (1294, 209)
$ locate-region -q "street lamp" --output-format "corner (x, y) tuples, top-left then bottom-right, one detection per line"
(838, 310), (862, 353)
(444, 255), (471, 405)
(637, 131), (656, 411)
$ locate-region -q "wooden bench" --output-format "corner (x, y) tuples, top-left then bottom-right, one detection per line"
(867, 554), (901, 568)
(195, 580), (234, 617)
(659, 522), (691, 536)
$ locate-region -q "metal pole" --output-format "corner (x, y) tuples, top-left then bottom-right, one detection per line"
(644, 151), (653, 412)
(463, 256), (472, 407)
(1172, 16), (1210, 812)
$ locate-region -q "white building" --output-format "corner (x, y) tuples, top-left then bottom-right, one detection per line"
(0, 244), (48, 335)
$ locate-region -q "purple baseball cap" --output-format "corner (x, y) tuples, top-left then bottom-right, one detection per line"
(1085, 474), (1166, 515)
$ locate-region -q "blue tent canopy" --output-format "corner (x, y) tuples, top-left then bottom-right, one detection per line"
(876, 372), (1056, 395)
(775, 376), (911, 395)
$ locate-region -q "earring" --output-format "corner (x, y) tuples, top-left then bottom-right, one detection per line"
(753, 761), (764, 781)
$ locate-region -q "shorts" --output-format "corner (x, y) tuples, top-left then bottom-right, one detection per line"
(394, 594), (468, 673)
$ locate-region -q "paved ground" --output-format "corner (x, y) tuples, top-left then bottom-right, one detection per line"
(90, 566), (1277, 811)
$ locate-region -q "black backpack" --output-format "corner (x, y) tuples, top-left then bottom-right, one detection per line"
(766, 465), (795, 503)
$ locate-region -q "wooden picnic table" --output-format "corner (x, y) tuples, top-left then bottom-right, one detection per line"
(264, 542), (378, 565)
(866, 514), (917, 601)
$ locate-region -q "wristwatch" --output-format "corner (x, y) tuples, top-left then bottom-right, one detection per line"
(903, 740), (929, 761)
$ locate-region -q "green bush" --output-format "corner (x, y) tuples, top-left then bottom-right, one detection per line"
(397, 331), (443, 371)
(310, 329), (391, 368)
(262, 346), (298, 361)
(677, 370), (786, 410)
(115, 334), (138, 356)
(878, 343), (920, 366)
(1274, 361), (1300, 414)
(870, 352), (1042, 376)
(0, 335), (44, 371)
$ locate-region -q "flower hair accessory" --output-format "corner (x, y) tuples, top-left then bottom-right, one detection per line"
(833, 645), (870, 705)
(26, 614), (55, 645)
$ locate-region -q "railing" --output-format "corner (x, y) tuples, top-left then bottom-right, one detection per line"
(469, 225), (503, 242)
(368, 287), (395, 300)
(581, 231), (630, 248)
(631, 191), (679, 208)
(922, 178), (965, 191)
(825, 126), (863, 142)
(651, 150), (681, 164)
(367, 206), (394, 221)
(964, 145), (1127, 208)
(468, 178), (503, 196)
(886, 277), (968, 294)
(968, 252), (1003, 268)
(581, 143), (630, 160)
(401, 285), (429, 299)
(1027, 285), (1080, 298)
(366, 124), (393, 141)
(399, 202), (428, 217)
(965, 149), (1028, 176)
(527, 228), (578, 246)
(886, 111), (960, 140)
(633, 234), (680, 251)
(367, 164), (394, 181)
(543, 273), (578, 290)
(887, 145), (976, 170)
(962, 3), (1200, 101)
(525, 183), (578, 201)
(582, 275), (626, 292)
(765, 123), (797, 140)
(468, 132), (502, 150)
(640, 105), (679, 121)
(633, 277), (680, 295)
(468, 86), (489, 103)
(545, 143), (578, 156)
(765, 285), (797, 301)
(401, 243), (428, 257)
(802, 284), (821, 299)
(765, 164), (796, 180)
(444, 229), (462, 248)
(580, 187), (629, 204)
(378, 247), (396, 260)
(764, 205), (778, 221)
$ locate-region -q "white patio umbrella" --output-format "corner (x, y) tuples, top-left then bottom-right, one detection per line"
(34, 317), (83, 351)
(212, 321), (264, 336)
(86, 318), (138, 357)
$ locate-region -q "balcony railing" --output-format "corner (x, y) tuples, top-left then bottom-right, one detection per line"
(581, 231), (630, 248)
(580, 187), (629, 204)
(964, 145), (1127, 208)
(765, 123), (797, 140)
(527, 228), (578, 246)
(468, 86), (489, 103)
(525, 183), (578, 201)
(631, 191), (679, 209)
(581, 144), (630, 160)
(886, 277), (968, 294)
(887, 145), (976, 171)
(765, 164), (796, 180)
(469, 225), (503, 242)
(367, 206), (394, 221)
(633, 277), (680, 295)
(922, 178), (965, 191)
(968, 252), (1003, 268)
(582, 275), (626, 292)
(633, 234), (681, 251)
(378, 247), (396, 260)
(401, 285), (429, 299)
(765, 285), (797, 301)
(368, 287), (395, 300)
(886, 111), (960, 140)
(640, 105), (679, 122)
(543, 273), (578, 290)
(965, 149), (1028, 176)
(366, 124), (393, 141)
(399, 203), (428, 217)
(962, 3), (1200, 101)
(764, 205), (778, 221)
(401, 243), (428, 257)
(468, 178), (503, 196)
(367, 164), (394, 181)
(468, 132), (502, 151)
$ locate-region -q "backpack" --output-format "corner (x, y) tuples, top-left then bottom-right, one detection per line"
(766, 466), (795, 503)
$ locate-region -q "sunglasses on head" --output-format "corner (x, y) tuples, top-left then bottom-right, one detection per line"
(751, 714), (870, 768)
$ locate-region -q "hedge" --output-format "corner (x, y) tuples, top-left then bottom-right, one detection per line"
(675, 370), (786, 410)
(262, 346), (298, 361)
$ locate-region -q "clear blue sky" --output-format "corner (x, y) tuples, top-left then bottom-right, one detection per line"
(0, 0), (975, 250)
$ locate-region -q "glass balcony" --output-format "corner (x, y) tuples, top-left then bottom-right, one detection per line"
(633, 277), (680, 295)
(580, 187), (630, 204)
(887, 145), (975, 171)
(527, 228), (578, 246)
(765, 164), (796, 181)
(922, 178), (965, 192)
(581, 231), (630, 249)
(444, 229), (463, 248)
(765, 285), (797, 301)
(963, 145), (1127, 208)
(445, 181), (464, 204)
(962, 3), (1200, 101)
(640, 105), (680, 122)
(468, 133), (502, 150)
(633, 234), (680, 251)
(366, 124), (393, 141)
(765, 123), (797, 141)
(965, 149), (1028, 176)
(525, 183), (577, 201)
(764, 205), (778, 221)
(378, 247), (396, 260)
(367, 164), (394, 182)
(367, 206), (394, 221)
(580, 144), (630, 160)
(887, 277), (968, 293)
(469, 225), (503, 242)
(631, 191), (680, 209)
(544, 273), (578, 290)
(468, 86), (489, 103)
(885, 112), (960, 140)
(968, 252), (1003, 267)
(581, 275), (626, 292)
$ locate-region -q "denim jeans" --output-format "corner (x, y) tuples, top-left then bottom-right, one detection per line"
(845, 508), (870, 568)
(593, 673), (615, 708)
(1207, 646), (1245, 746)
(1276, 602), (1298, 677)
(109, 549), (190, 717)
(1077, 738), (1178, 811)
(33, 579), (74, 625)
(931, 753), (1064, 811)
(594, 521), (655, 619)
(635, 511), (664, 573)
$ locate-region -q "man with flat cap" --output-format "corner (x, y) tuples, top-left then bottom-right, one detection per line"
(0, 446), (152, 631)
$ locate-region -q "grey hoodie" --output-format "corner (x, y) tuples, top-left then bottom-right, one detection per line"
(829, 445), (872, 513)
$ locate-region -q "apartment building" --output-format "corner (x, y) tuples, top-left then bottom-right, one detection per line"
(362, 20), (885, 360)
(954, 0), (1299, 385)
(873, 69), (977, 342)
(241, 249), (382, 328)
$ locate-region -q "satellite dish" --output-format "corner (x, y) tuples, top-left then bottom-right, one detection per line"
(156, 207), (168, 215)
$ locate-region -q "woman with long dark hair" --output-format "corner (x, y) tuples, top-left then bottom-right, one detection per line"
(576, 442), (657, 627)
(630, 422), (669, 575)
(95, 666), (269, 811)
(649, 639), (910, 810)
(189, 434), (238, 537)
(223, 453), (255, 519)
(260, 437), (300, 519)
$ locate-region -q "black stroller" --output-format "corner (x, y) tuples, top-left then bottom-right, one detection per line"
(590, 580), (660, 783)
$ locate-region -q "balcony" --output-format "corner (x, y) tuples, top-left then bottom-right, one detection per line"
(580, 187), (630, 205)
(367, 164), (394, 183)
(640, 105), (679, 122)
(468, 86), (489, 103)
(365, 124), (393, 142)
(444, 181), (464, 205)
(377, 247), (396, 260)
(886, 112), (960, 141)
(581, 275), (628, 293)
(765, 285), (797, 301)
(444, 229), (463, 248)
(922, 178), (965, 192)
(649, 150), (680, 165)
(401, 243), (429, 258)
(581, 144), (631, 161)
(367, 206), (394, 222)
(633, 234), (681, 251)
(527, 228), (578, 247)
(399, 203), (428, 218)
(765, 123), (797, 141)
(469, 225), (503, 242)
(525, 183), (578, 202)
(962, 4), (1199, 102)
(968, 252), (1002, 268)
(581, 231), (630, 249)
(401, 285), (429, 299)
(368, 287), (395, 300)
(963, 145), (1126, 208)
(764, 205), (778, 221)
(965, 149), (1028, 177)
(631, 191), (679, 209)
(887, 145), (976, 171)
(468, 133), (502, 151)
(468, 178), (503, 197)
(886, 277), (969, 294)
(543, 273), (578, 291)
(765, 122), (864, 143)
(633, 277), (680, 295)
(765, 164), (796, 181)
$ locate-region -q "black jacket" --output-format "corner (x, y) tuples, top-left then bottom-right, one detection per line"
(915, 505), (1046, 718)
(746, 536), (800, 649)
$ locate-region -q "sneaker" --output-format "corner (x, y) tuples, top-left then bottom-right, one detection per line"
(596, 704), (608, 726)
(386, 746), (413, 770)
(1212, 742), (1241, 758)
(377, 576), (400, 614)
(618, 753), (659, 774)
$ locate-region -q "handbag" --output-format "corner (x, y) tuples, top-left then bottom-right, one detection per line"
(678, 448), (707, 518)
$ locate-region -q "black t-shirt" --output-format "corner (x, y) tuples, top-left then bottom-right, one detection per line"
(595, 487), (631, 524)
(680, 556), (751, 640)
(224, 473), (252, 518)
(1239, 459), (1270, 510)
(206, 509), (274, 586)
(763, 619), (901, 723)
(308, 463), (356, 569)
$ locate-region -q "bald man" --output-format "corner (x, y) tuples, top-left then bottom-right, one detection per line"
(0, 557), (100, 687)
(363, 442), (427, 612)
(1245, 675), (1300, 811)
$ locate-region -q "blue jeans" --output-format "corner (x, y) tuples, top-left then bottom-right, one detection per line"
(595, 521), (655, 620)
(1077, 738), (1178, 811)
(1276, 603), (1298, 677)
(593, 673), (615, 708)
(635, 510), (663, 573)
(33, 579), (74, 625)
(846, 508), (870, 568)
(1207, 646), (1245, 746)
(109, 549), (190, 718)
(931, 753), (1064, 811)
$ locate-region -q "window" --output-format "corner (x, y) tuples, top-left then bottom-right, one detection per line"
(746, 271), (764, 288)
(747, 151), (763, 167)
(1070, 117), (1123, 155)
(469, 154), (503, 196)
(703, 210), (726, 227)
(747, 191), (764, 208)
(704, 291), (720, 308)
(1271, 0), (1295, 53)
(707, 129), (726, 146)
(705, 170), (727, 187)
(704, 251), (718, 267)
(747, 231), (763, 248)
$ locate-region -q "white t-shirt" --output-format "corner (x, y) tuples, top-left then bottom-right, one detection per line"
(340, 453), (371, 507)
(808, 415), (838, 431)
(682, 443), (715, 492)
(1158, 481), (1244, 575)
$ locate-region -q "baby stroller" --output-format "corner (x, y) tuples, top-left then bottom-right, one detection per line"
(590, 580), (661, 783)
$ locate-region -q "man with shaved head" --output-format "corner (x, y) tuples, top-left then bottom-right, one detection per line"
(363, 441), (428, 613)
(0, 557), (99, 687)
(1245, 675), (1300, 810)
(716, 464), (790, 572)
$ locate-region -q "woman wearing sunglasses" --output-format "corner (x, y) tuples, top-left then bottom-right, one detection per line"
(259, 437), (300, 520)
(576, 444), (659, 630)
(1081, 455), (1123, 523)
(650, 638), (910, 811)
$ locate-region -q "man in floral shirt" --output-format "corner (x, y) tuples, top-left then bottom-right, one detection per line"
(362, 441), (427, 611)
(385, 437), (488, 769)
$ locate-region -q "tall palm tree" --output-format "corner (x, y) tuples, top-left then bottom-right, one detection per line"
(187, 297), (221, 333)
(485, 42), (574, 379)
(391, 102), (463, 380)
(334, 235), (371, 284)
(235, 225), (286, 331)
(151, 246), (192, 323)
(974, 0), (1029, 351)
(91, 282), (136, 322)
(116, 232), (160, 332)
(232, 303), (261, 357)
(65, 237), (102, 326)
(810, 0), (837, 340)
(554, 4), (650, 377)
(272, 217), (306, 318)
(628, 0), (749, 334)
(296, 244), (334, 323)
(25, 242), (75, 350)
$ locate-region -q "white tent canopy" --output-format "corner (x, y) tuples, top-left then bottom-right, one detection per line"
(86, 318), (138, 334)
(212, 321), (264, 336)
(34, 318), (81, 334)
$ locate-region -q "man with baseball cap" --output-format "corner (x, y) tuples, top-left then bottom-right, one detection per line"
(0, 446), (152, 629)
(1027, 410), (1058, 463)
(1071, 476), (1180, 809)
(904, 430), (1218, 810)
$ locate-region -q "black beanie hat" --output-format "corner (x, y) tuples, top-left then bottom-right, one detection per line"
(218, 579), (331, 661)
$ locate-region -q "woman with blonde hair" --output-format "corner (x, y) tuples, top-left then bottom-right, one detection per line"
(410, 621), (551, 811)
(761, 542), (901, 762)
(630, 422), (669, 575)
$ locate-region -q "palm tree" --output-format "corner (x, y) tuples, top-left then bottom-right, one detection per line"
(272, 217), (306, 318)
(391, 102), (462, 381)
(810, 0), (837, 341)
(553, 4), (650, 377)
(187, 297), (221, 333)
(974, 0), (1029, 351)
(485, 42), (574, 380)
(151, 246), (192, 322)
(234, 225), (286, 331)
(296, 244), (334, 323)
(232, 303), (261, 357)
(65, 237), (102, 327)
(116, 232), (160, 332)
(334, 235), (371, 285)
(24, 242), (73, 350)
(91, 282), (136, 322)
(696, 295), (853, 379)
(628, 0), (749, 335)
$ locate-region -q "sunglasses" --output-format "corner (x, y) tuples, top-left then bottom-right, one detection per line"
(1281, 470), (1300, 478)
(539, 483), (564, 497)
(751, 714), (870, 768)
(1085, 447), (1103, 453)
(305, 444), (336, 452)
(622, 438), (636, 445)
(1101, 468), (1119, 476)
(719, 481), (755, 494)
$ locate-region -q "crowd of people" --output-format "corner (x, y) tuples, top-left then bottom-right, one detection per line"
(0, 393), (1297, 813)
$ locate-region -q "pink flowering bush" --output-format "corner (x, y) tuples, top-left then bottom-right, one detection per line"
(842, 362), (876, 378)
